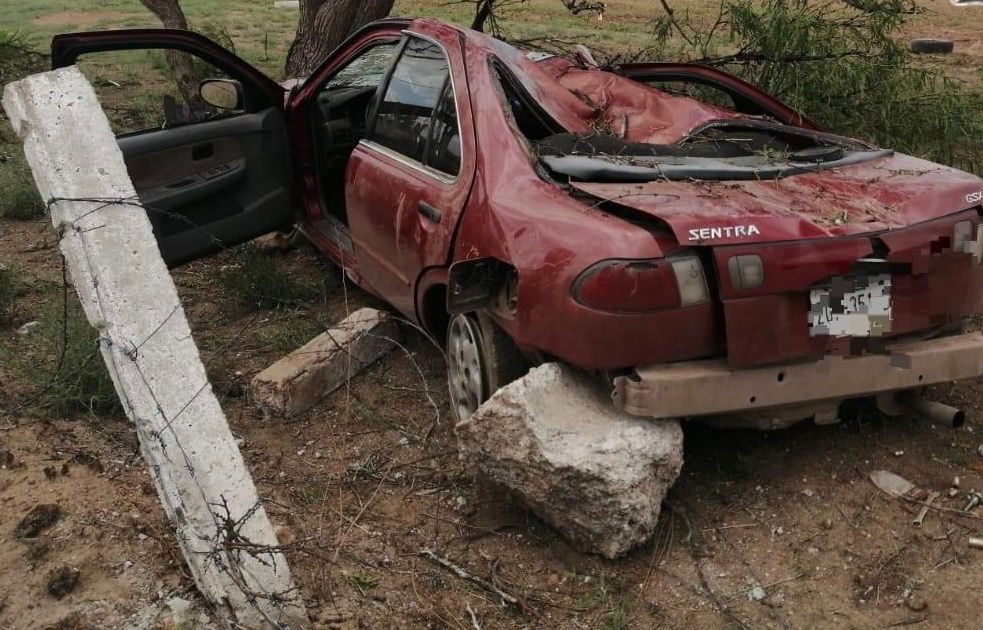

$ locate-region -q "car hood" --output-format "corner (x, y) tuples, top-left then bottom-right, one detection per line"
(571, 152), (983, 246)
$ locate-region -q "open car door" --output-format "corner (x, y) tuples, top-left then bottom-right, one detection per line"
(619, 62), (824, 132)
(52, 30), (294, 267)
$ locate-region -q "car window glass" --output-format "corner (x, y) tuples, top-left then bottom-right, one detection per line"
(426, 82), (461, 176)
(77, 49), (237, 136)
(372, 37), (450, 164)
(324, 43), (398, 91)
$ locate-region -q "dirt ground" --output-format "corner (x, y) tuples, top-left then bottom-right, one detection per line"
(5, 1), (983, 629)
(4, 211), (983, 630)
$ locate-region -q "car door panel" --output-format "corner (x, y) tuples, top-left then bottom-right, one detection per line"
(51, 30), (293, 267)
(117, 109), (293, 266)
(346, 143), (443, 312)
(346, 24), (477, 319)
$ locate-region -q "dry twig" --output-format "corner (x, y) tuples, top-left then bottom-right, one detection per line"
(420, 549), (532, 614)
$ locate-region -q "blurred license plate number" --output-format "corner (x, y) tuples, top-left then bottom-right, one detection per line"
(809, 274), (891, 337)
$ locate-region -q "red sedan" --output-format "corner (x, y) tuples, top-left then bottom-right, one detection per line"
(54, 18), (983, 426)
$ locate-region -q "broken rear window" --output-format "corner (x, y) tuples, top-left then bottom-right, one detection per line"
(535, 122), (891, 183)
(489, 45), (889, 183)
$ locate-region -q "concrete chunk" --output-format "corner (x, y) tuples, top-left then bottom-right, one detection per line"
(252, 307), (400, 417)
(456, 363), (684, 558)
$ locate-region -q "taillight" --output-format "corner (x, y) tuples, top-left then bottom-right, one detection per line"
(572, 254), (710, 313)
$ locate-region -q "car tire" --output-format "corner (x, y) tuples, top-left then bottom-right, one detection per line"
(446, 312), (528, 423)
(910, 38), (954, 54)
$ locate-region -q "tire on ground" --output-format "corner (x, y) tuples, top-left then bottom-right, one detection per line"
(910, 38), (954, 54)
(446, 312), (529, 422)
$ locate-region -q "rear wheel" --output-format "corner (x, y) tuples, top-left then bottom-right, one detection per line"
(446, 312), (527, 422)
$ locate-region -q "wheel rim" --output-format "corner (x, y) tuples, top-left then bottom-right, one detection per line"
(447, 315), (485, 421)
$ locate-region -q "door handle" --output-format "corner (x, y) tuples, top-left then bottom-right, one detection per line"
(418, 201), (442, 224)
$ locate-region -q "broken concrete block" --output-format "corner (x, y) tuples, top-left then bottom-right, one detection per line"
(456, 363), (684, 559)
(252, 307), (400, 417)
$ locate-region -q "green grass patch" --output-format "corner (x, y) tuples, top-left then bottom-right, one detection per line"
(347, 572), (379, 594)
(1, 29), (47, 220)
(3, 293), (120, 416)
(603, 596), (635, 630)
(256, 314), (323, 354)
(218, 245), (324, 311)
(0, 150), (44, 220)
(0, 264), (18, 325)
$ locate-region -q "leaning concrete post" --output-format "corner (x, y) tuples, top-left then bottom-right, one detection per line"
(3, 67), (307, 628)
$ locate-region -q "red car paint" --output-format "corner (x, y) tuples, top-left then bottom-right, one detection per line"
(54, 19), (983, 374)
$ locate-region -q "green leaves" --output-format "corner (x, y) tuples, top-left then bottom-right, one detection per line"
(655, 0), (983, 173)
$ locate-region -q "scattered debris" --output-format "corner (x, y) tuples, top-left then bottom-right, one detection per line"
(962, 490), (983, 513)
(251, 307), (400, 418)
(977, 444), (983, 458)
(968, 537), (983, 550)
(15, 320), (39, 336)
(456, 363), (684, 558)
(14, 504), (61, 539)
(906, 596), (929, 612)
(420, 549), (531, 614)
(912, 491), (939, 527)
(46, 566), (80, 599)
(748, 586), (767, 601)
(870, 470), (923, 500)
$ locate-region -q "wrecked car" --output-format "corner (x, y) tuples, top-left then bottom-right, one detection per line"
(53, 18), (983, 427)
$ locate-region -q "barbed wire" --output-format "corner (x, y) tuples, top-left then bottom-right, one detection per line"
(1, 193), (453, 628)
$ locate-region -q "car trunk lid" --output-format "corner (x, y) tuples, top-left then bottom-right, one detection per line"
(570, 152), (983, 247)
(573, 153), (983, 368)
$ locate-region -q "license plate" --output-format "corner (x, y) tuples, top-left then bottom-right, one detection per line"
(809, 273), (892, 337)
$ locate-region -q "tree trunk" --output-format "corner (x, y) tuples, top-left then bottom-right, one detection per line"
(139, 0), (204, 111)
(285, 0), (396, 79)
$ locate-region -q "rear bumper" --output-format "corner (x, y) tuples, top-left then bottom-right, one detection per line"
(612, 332), (983, 419)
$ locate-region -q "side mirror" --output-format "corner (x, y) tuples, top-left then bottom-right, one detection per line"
(200, 78), (243, 110)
